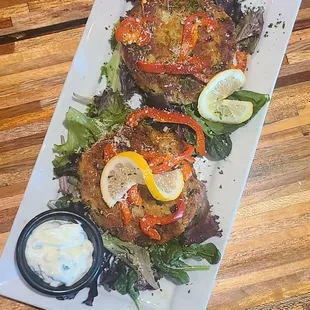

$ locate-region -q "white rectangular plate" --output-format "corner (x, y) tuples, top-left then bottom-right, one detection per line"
(0, 0), (302, 309)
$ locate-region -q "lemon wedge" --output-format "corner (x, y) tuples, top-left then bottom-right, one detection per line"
(198, 69), (253, 124)
(100, 151), (184, 207)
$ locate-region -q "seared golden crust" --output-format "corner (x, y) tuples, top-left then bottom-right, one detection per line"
(78, 125), (203, 244)
(122, 0), (236, 104)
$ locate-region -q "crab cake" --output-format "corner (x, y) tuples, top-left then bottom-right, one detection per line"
(78, 125), (204, 244)
(121, 0), (237, 104)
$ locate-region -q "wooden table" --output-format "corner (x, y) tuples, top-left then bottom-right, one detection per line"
(0, 0), (309, 309)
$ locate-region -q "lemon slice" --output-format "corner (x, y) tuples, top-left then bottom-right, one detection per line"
(100, 151), (184, 207)
(198, 69), (253, 124)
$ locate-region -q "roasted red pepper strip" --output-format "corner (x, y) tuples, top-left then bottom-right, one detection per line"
(119, 200), (132, 225)
(179, 161), (192, 182)
(140, 196), (185, 240)
(103, 143), (118, 162)
(138, 56), (207, 75)
(148, 154), (169, 167)
(119, 186), (143, 225)
(179, 143), (195, 160)
(141, 147), (194, 180)
(179, 13), (217, 62)
(115, 17), (153, 46)
(232, 51), (248, 72)
(151, 144), (195, 174)
(127, 107), (206, 156)
(127, 185), (143, 207)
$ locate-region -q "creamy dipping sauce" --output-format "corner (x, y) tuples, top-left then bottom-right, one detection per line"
(25, 220), (94, 287)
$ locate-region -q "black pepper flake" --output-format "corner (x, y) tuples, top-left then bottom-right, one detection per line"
(268, 23), (273, 28)
(282, 21), (286, 29)
(188, 290), (191, 294)
(170, 205), (178, 213)
(219, 185), (222, 189)
(188, 189), (195, 196)
(219, 170), (223, 175)
(233, 179), (236, 182)
(160, 289), (163, 292)
(105, 26), (108, 30)
(152, 293), (154, 296)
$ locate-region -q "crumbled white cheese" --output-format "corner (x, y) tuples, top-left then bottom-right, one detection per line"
(170, 46), (181, 56)
(113, 134), (131, 148)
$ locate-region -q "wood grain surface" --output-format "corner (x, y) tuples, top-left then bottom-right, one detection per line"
(0, 0), (309, 309)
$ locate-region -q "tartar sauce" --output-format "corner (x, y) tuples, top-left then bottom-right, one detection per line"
(25, 220), (94, 287)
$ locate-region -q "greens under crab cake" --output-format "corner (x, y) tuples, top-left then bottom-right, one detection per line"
(78, 124), (207, 245)
(118, 0), (237, 104)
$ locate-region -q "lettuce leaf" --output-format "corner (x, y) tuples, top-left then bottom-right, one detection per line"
(215, 0), (264, 54)
(183, 106), (232, 160)
(182, 243), (221, 264)
(53, 92), (131, 168)
(97, 91), (132, 130)
(102, 233), (158, 290)
(99, 43), (121, 91)
(114, 267), (142, 310)
(52, 108), (105, 167)
(149, 239), (220, 284)
(206, 133), (232, 160)
(236, 8), (265, 54)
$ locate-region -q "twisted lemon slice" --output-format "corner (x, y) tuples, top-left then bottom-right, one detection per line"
(100, 151), (184, 208)
(198, 69), (253, 124)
